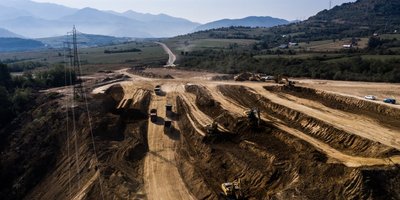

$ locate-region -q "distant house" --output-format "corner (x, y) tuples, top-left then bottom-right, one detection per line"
(279, 44), (288, 49)
(342, 44), (352, 48)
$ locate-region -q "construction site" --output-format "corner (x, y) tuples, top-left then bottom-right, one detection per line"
(1, 37), (400, 199)
(4, 63), (393, 199)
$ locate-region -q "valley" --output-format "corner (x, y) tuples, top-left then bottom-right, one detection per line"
(0, 0), (400, 199)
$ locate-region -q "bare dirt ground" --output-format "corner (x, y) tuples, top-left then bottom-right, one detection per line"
(3, 68), (397, 200)
(298, 79), (400, 106)
(144, 88), (195, 200)
(84, 67), (400, 199)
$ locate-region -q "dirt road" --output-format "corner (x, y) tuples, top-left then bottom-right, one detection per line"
(143, 88), (195, 200)
(155, 42), (176, 67)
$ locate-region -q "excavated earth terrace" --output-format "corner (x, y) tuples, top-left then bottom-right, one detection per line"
(1, 69), (399, 200)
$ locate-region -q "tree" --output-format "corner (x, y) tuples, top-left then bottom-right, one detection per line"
(12, 88), (33, 113)
(368, 37), (383, 49)
(0, 86), (14, 127)
(0, 63), (12, 89)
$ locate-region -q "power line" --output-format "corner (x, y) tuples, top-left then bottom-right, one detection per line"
(63, 42), (72, 199)
(65, 25), (106, 200)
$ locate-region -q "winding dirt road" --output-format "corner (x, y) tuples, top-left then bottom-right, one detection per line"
(155, 42), (176, 67)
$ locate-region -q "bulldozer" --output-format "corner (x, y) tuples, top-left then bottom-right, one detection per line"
(221, 178), (243, 199)
(274, 75), (295, 86)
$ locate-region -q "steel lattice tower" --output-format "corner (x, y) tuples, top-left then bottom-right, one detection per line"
(67, 26), (84, 100)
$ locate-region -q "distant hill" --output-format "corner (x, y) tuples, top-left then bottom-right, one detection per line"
(58, 8), (152, 38)
(0, 38), (45, 52)
(0, 28), (23, 38)
(194, 16), (289, 32)
(0, 0), (200, 38)
(0, 4), (31, 20)
(268, 0), (400, 41)
(0, 0), (77, 20)
(121, 10), (201, 37)
(183, 0), (400, 46)
(37, 33), (132, 48)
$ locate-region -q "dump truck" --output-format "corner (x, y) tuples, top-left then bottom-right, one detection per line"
(164, 119), (172, 128)
(150, 109), (157, 122)
(164, 118), (172, 134)
(166, 104), (173, 117)
(154, 85), (161, 95)
(221, 178), (243, 199)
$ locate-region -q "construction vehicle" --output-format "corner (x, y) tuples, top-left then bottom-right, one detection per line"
(150, 109), (157, 122)
(244, 108), (260, 124)
(221, 178), (243, 199)
(383, 98), (396, 104)
(234, 72), (252, 81)
(249, 74), (261, 82)
(164, 119), (173, 134)
(164, 120), (172, 128)
(154, 85), (161, 95)
(166, 104), (173, 117)
(206, 121), (219, 135)
(274, 75), (295, 86)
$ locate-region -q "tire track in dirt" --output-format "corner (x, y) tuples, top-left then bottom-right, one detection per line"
(179, 86), (230, 134)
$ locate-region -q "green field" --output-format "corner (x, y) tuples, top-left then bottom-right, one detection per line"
(254, 53), (345, 59)
(166, 38), (258, 53)
(0, 41), (168, 69)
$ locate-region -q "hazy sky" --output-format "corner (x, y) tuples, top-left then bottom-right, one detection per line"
(32, 0), (356, 23)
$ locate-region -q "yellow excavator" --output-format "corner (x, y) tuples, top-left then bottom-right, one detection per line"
(244, 108), (260, 127)
(221, 178), (243, 199)
(274, 75), (295, 86)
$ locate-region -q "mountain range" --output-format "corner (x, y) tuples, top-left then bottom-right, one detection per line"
(0, 0), (290, 39)
(194, 16), (289, 32)
(0, 28), (22, 38)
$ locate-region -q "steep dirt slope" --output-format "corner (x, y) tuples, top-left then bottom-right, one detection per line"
(0, 84), (152, 200)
